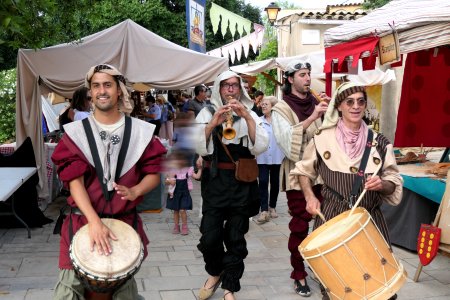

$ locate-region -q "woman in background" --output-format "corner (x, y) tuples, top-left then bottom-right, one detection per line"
(59, 87), (91, 132)
(158, 95), (176, 144)
(255, 96), (284, 224)
(59, 99), (74, 133)
(72, 87), (92, 121)
(143, 94), (161, 136)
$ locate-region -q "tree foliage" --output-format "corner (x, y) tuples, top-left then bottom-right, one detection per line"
(86, 0), (188, 47)
(0, 0), (263, 142)
(362, 0), (392, 10)
(254, 37), (277, 96)
(0, 69), (16, 143)
(253, 0), (299, 95)
(0, 0), (262, 70)
(0, 0), (92, 70)
(205, 0), (261, 53)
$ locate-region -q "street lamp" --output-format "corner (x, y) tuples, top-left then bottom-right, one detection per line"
(264, 2), (291, 33)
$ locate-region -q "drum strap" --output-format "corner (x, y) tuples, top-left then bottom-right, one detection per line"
(349, 129), (374, 207)
(82, 116), (132, 202)
(319, 130), (374, 208)
(68, 117), (133, 240)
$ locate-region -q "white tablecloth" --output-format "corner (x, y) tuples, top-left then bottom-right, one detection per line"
(0, 167), (37, 201)
(0, 142), (59, 210)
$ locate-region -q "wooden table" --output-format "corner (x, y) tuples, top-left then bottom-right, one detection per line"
(381, 163), (446, 250)
(0, 167), (37, 238)
(1, 143), (58, 208)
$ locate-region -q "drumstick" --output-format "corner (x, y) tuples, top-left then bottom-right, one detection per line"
(316, 210), (326, 222)
(348, 162), (383, 217)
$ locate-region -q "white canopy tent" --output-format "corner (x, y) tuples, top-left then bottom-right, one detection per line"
(323, 0), (450, 144)
(230, 50), (395, 89)
(41, 96), (68, 133)
(16, 19), (228, 201)
(230, 51), (330, 80)
(324, 0), (450, 52)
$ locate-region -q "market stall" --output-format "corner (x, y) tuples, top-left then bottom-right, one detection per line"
(322, 0), (450, 253)
(16, 19), (228, 203)
(230, 49), (396, 99)
(381, 150), (448, 250)
(323, 0), (450, 144)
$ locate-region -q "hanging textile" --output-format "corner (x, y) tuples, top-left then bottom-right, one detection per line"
(210, 2), (252, 38)
(394, 47), (450, 147)
(324, 36), (380, 73)
(207, 24), (265, 62)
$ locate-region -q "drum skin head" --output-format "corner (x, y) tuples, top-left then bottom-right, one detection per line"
(71, 218), (143, 279)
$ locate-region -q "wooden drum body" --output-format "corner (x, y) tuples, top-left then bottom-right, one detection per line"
(70, 218), (144, 293)
(299, 208), (406, 300)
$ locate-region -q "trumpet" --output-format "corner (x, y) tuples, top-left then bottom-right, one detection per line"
(223, 97), (236, 140)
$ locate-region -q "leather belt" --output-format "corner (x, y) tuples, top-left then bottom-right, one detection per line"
(204, 161), (236, 170)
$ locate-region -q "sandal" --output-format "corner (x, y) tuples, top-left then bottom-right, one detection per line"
(221, 290), (235, 300)
(198, 276), (221, 300)
(294, 279), (311, 297)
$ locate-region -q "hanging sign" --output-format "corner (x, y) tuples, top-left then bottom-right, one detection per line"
(186, 0), (206, 53)
(417, 224), (441, 266)
(379, 31), (400, 65)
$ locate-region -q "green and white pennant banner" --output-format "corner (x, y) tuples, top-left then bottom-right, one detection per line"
(210, 2), (252, 38)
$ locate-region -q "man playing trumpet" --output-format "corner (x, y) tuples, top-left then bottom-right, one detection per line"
(195, 71), (269, 300)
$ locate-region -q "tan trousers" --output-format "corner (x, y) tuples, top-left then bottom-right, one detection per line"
(53, 269), (142, 300)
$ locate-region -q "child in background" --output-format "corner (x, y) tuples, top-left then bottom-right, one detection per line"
(165, 151), (202, 235)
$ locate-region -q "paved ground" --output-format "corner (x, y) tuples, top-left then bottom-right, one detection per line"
(0, 181), (449, 300)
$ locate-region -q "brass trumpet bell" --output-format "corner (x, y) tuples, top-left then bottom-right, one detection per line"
(223, 127), (236, 140)
(223, 123), (236, 140)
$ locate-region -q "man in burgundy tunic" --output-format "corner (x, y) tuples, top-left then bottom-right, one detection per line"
(272, 60), (330, 297)
(52, 64), (166, 299)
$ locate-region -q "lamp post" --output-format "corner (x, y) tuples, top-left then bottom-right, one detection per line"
(264, 2), (281, 25)
(264, 2), (291, 33)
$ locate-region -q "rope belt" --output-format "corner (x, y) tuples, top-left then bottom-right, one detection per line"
(70, 207), (137, 219)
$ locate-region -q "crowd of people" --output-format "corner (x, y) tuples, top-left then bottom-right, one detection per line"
(52, 61), (403, 300)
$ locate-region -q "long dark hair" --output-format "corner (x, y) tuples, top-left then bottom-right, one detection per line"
(71, 87), (90, 111)
(281, 72), (294, 95)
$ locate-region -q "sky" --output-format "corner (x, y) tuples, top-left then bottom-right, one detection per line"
(244, 0), (363, 11)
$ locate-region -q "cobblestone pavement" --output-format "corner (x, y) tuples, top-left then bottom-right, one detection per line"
(0, 181), (449, 299)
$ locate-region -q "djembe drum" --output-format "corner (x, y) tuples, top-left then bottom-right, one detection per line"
(299, 207), (406, 300)
(70, 218), (144, 297)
